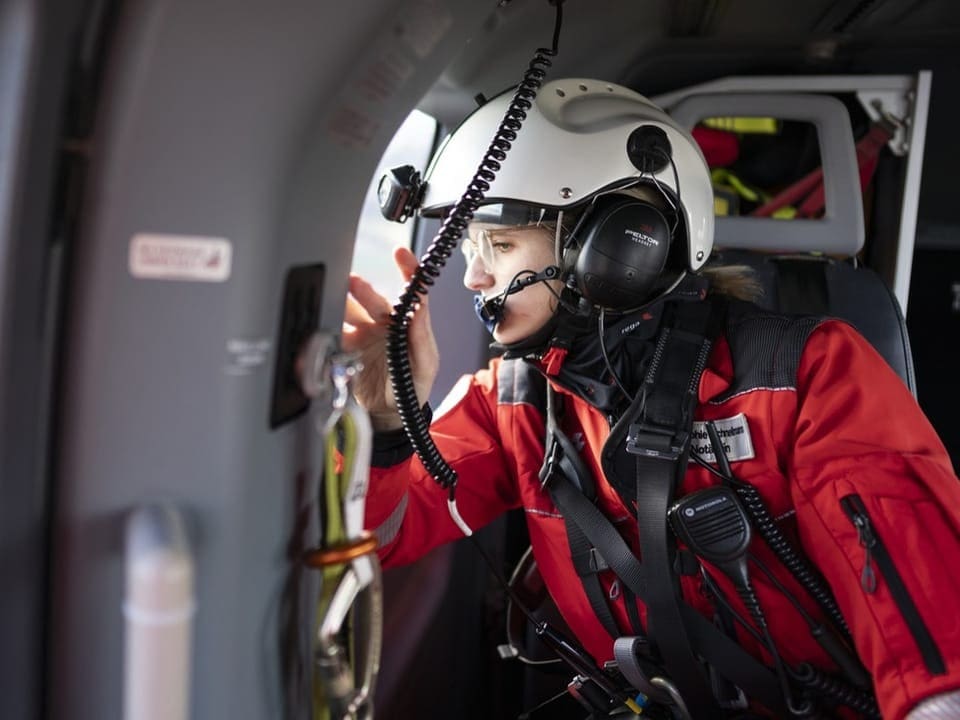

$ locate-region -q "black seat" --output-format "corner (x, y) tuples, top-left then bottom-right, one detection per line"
(711, 249), (916, 393)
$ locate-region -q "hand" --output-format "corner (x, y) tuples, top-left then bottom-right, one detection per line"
(342, 246), (439, 431)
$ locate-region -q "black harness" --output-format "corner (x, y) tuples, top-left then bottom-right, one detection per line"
(536, 297), (879, 719)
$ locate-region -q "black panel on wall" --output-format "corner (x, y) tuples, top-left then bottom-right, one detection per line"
(270, 264), (326, 428)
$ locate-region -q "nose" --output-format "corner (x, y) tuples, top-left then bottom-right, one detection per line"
(463, 255), (495, 292)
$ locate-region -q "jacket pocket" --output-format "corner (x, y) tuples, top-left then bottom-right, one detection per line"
(840, 493), (946, 675)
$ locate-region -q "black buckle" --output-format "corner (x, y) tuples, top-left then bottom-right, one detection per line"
(588, 548), (609, 572)
(539, 440), (563, 490)
(625, 422), (689, 461)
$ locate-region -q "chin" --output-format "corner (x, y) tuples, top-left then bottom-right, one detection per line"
(492, 325), (522, 345)
(493, 314), (553, 346)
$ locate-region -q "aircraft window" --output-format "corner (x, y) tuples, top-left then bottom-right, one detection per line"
(695, 117), (823, 220)
(352, 109), (437, 297)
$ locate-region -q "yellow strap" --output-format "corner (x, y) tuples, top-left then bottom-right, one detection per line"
(314, 414), (360, 719)
(711, 168), (761, 203)
(702, 116), (780, 134)
(714, 195), (731, 217)
(772, 206), (798, 219)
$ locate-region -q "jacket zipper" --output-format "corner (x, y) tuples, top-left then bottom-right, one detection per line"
(840, 494), (946, 675)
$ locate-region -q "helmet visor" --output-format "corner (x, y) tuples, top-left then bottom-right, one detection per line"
(461, 203), (561, 271)
(469, 203), (560, 227)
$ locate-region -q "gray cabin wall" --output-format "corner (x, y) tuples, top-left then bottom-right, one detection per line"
(49, 1), (491, 717)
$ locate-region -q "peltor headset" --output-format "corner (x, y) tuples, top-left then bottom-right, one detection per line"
(400, 78), (716, 314)
(567, 190), (675, 309)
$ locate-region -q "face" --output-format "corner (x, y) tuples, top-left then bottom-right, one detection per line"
(462, 223), (562, 344)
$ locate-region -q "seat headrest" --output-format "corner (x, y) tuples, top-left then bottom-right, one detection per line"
(668, 93), (864, 256)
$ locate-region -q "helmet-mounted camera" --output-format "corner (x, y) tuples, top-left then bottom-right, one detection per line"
(377, 164), (425, 224)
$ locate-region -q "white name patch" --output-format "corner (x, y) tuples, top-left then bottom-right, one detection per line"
(690, 413), (755, 463)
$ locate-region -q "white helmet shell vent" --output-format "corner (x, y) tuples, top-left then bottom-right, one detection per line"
(420, 78), (714, 273)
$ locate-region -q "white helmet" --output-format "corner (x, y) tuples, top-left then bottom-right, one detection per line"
(420, 78), (714, 276)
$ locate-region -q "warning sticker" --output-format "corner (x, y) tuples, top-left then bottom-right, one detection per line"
(129, 234), (232, 282)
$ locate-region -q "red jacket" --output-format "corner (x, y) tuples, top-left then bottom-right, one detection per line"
(365, 308), (960, 720)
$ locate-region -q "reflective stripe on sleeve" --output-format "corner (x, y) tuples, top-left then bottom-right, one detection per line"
(372, 492), (408, 548)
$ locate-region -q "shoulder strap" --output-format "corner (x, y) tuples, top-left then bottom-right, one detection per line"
(622, 299), (722, 718)
(547, 462), (787, 715)
(545, 297), (788, 715)
(542, 386), (621, 639)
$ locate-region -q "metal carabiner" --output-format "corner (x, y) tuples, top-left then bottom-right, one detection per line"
(300, 337), (382, 720)
(323, 356), (373, 565)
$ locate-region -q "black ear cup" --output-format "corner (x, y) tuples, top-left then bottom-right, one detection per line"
(561, 242), (580, 277)
(574, 196), (672, 309)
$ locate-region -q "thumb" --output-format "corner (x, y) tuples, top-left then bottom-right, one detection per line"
(394, 245), (430, 317)
(393, 247), (438, 401)
(398, 257), (433, 352)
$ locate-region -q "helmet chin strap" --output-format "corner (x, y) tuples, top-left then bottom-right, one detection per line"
(473, 266), (561, 334)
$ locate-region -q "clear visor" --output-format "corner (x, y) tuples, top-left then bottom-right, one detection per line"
(461, 203), (562, 271)
(460, 225), (514, 270)
(470, 203), (560, 226)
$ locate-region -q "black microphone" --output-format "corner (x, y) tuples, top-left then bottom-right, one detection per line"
(476, 266), (561, 329)
(671, 487), (812, 717)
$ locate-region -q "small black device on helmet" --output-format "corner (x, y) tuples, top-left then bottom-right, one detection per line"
(377, 164), (424, 223)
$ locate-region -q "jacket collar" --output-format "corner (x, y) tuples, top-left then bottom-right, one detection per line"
(698, 334), (734, 404)
(535, 294), (735, 410)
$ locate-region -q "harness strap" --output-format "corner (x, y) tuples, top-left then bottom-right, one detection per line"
(549, 470), (649, 600)
(620, 585), (645, 637)
(541, 297), (790, 715)
(549, 469), (787, 715)
(603, 297), (783, 715)
(543, 384), (621, 639)
(614, 637), (670, 702)
(772, 258), (829, 315)
(630, 301), (719, 717)
(635, 455), (716, 718)
(563, 507), (620, 640)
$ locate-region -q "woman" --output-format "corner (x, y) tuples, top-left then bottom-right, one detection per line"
(343, 78), (960, 719)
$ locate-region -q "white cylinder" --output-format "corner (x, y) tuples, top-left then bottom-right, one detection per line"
(123, 503), (195, 720)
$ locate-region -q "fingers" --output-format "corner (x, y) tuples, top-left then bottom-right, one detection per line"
(341, 296), (370, 352)
(343, 275), (391, 355)
(347, 250), (438, 410)
(348, 273), (393, 324)
(344, 291), (373, 325)
(347, 251), (434, 347)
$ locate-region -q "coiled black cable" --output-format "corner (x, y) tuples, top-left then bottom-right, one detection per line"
(733, 481), (852, 641)
(386, 2), (563, 495)
(702, 572), (874, 719)
(791, 663), (881, 719)
(701, 422), (853, 644)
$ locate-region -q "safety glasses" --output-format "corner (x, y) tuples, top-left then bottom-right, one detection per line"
(461, 225), (508, 270)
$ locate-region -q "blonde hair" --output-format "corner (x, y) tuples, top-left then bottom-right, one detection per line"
(701, 264), (764, 302)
